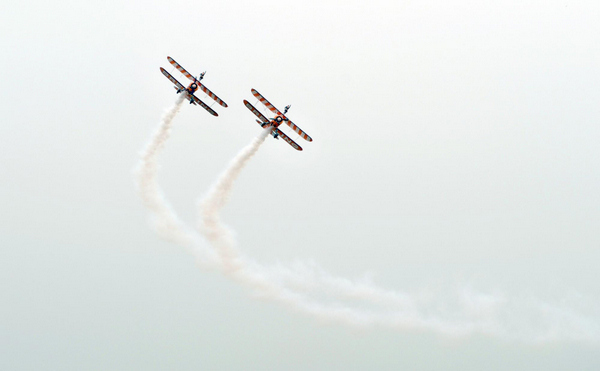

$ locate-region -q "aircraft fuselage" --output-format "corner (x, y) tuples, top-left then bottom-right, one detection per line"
(186, 81), (199, 95)
(268, 115), (285, 129)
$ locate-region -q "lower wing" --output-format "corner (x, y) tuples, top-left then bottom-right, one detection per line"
(243, 100), (268, 123)
(160, 67), (185, 91)
(191, 94), (218, 116)
(274, 128), (302, 151)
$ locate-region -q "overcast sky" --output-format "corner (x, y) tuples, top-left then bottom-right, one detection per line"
(2, 0), (600, 369)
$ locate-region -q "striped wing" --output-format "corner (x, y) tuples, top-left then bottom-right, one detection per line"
(251, 88), (283, 116)
(198, 82), (228, 107)
(160, 67), (185, 91)
(251, 89), (312, 142)
(274, 128), (302, 151)
(285, 120), (312, 142)
(168, 56), (227, 108)
(167, 56), (194, 81)
(243, 100), (268, 123)
(191, 94), (218, 116)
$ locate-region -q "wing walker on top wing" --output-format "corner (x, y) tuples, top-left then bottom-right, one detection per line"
(243, 89), (313, 151)
(159, 56), (227, 116)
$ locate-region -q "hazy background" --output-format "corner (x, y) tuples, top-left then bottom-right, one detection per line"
(2, 0), (600, 369)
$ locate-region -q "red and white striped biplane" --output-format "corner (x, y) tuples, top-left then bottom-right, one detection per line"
(160, 56), (227, 116)
(243, 89), (313, 151)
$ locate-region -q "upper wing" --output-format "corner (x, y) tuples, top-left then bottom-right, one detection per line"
(161, 66), (216, 116)
(168, 56), (228, 108)
(251, 88), (284, 117)
(251, 89), (312, 142)
(160, 67), (185, 91)
(198, 82), (228, 108)
(191, 94), (218, 116)
(284, 120), (313, 142)
(243, 100), (268, 123)
(167, 56), (195, 81)
(274, 128), (302, 151)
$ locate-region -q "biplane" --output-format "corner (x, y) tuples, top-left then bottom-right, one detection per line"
(243, 89), (313, 151)
(159, 56), (227, 116)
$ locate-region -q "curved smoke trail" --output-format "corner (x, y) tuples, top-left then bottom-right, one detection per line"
(195, 130), (495, 337)
(195, 130), (600, 344)
(136, 97), (600, 344)
(135, 94), (217, 265)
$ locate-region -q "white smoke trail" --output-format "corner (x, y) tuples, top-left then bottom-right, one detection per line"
(196, 130), (600, 344)
(135, 94), (217, 265)
(135, 101), (599, 343)
(197, 127), (270, 270)
(194, 131), (486, 336)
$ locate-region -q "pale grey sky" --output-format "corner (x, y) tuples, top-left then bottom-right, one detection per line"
(2, 0), (600, 369)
